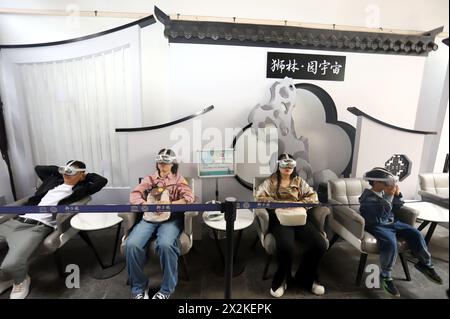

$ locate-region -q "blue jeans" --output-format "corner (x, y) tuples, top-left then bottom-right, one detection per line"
(125, 218), (183, 296)
(366, 221), (432, 279)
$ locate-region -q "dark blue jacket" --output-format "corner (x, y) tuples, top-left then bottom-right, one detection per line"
(359, 188), (404, 226)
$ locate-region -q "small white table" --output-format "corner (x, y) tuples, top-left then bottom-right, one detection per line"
(203, 209), (255, 231)
(203, 209), (255, 277)
(71, 213), (124, 279)
(403, 201), (449, 244)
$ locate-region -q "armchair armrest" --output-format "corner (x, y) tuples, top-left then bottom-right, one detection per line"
(309, 206), (331, 234)
(56, 213), (76, 233)
(254, 208), (270, 235)
(71, 196), (92, 206)
(0, 197), (29, 224)
(395, 206), (419, 226)
(118, 212), (138, 256)
(56, 196), (92, 233)
(184, 211), (199, 236)
(418, 191), (449, 209)
(42, 229), (62, 252)
(118, 212), (137, 237)
(0, 214), (16, 224)
(1, 197), (31, 224)
(8, 197), (30, 206)
(329, 199), (365, 240)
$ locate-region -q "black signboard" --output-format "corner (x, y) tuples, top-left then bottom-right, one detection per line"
(267, 52), (346, 81)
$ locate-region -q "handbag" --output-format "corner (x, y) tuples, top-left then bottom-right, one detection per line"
(275, 207), (307, 226)
(142, 180), (174, 223)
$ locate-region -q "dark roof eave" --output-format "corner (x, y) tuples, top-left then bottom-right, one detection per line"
(154, 6), (443, 56)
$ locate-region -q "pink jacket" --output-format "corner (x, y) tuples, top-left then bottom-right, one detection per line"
(130, 172), (195, 205)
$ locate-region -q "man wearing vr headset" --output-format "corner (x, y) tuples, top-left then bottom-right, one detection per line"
(359, 167), (443, 297)
(0, 160), (107, 299)
(126, 149), (194, 300)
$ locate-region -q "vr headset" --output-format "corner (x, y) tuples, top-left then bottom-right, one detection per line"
(58, 161), (86, 176)
(363, 167), (399, 186)
(156, 149), (176, 164)
(277, 156), (296, 169)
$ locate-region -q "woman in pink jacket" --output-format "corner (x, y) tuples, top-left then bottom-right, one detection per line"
(126, 149), (194, 299)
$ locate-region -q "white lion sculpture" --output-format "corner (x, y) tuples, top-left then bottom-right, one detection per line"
(248, 77), (313, 184)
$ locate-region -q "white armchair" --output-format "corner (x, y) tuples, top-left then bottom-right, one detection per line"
(1, 195), (92, 276)
(327, 178), (418, 286)
(418, 173), (449, 208)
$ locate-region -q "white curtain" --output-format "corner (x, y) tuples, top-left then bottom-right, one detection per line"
(0, 26), (142, 197)
(16, 46), (133, 186)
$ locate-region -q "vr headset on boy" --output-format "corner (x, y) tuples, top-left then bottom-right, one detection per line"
(58, 160), (86, 176)
(363, 167), (399, 186)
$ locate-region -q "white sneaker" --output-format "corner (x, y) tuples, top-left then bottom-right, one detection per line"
(0, 279), (13, 294)
(311, 281), (325, 295)
(152, 291), (170, 299)
(270, 283), (287, 298)
(132, 288), (149, 299)
(10, 275), (30, 299)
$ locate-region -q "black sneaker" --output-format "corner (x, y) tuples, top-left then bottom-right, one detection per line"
(271, 268), (286, 291)
(381, 278), (400, 297)
(415, 262), (443, 285)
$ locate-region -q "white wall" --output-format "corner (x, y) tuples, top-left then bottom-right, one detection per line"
(0, 14), (134, 44)
(169, 43), (427, 129)
(352, 116), (426, 199)
(293, 89), (352, 176)
(415, 36), (449, 174)
(0, 0), (448, 126)
(434, 102), (449, 173)
(166, 43), (427, 200)
(0, 0), (448, 202)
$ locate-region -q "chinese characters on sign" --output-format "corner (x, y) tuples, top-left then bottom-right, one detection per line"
(267, 52), (346, 81)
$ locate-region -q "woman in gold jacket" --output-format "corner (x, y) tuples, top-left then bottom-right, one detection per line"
(256, 153), (327, 297)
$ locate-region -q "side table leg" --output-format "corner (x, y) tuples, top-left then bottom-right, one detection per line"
(211, 229), (246, 277)
(110, 222), (122, 266)
(79, 230), (106, 269)
(418, 221), (430, 231)
(233, 230), (243, 261)
(213, 229), (225, 266)
(424, 222), (438, 245)
(232, 230), (245, 277)
(78, 223), (125, 280)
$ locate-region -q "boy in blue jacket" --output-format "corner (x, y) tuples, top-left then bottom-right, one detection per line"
(359, 167), (442, 297)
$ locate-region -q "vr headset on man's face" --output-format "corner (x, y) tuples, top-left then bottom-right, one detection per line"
(58, 161), (86, 176)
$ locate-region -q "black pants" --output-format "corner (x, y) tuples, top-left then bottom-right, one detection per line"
(268, 209), (327, 289)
